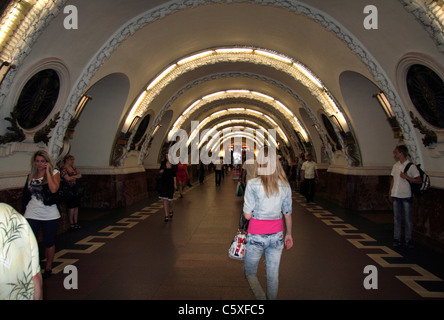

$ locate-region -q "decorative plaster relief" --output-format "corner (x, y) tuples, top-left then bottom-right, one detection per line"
(46, 0), (422, 165)
(0, 1), (426, 166)
(135, 71), (336, 165)
(400, 0), (444, 52)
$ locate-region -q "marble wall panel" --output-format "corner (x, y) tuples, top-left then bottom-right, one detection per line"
(1, 169), (442, 252)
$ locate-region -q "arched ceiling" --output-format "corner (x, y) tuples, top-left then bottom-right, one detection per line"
(77, 1), (374, 167)
(2, 0), (444, 174)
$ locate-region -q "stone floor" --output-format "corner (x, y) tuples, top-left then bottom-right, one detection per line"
(41, 172), (444, 301)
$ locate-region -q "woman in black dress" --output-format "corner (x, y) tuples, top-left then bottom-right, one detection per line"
(158, 153), (177, 221)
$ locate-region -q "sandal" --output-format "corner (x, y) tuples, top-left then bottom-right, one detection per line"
(164, 216), (169, 222)
(169, 211), (174, 218)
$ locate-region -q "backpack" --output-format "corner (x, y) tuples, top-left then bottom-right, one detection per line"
(404, 163), (430, 196)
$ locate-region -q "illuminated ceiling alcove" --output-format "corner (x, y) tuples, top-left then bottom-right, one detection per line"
(1, 0), (439, 168)
(119, 46), (355, 165)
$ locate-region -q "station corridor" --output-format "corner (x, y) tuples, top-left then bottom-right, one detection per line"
(2, 1), (444, 305)
(40, 172), (444, 301)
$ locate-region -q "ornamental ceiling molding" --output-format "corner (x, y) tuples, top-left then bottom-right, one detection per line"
(178, 106), (290, 145)
(130, 51), (329, 120)
(194, 114), (277, 138)
(169, 95), (291, 148)
(180, 100), (291, 139)
(0, 0), (67, 107)
(399, 0), (444, 52)
(41, 0), (420, 164)
(135, 71), (337, 165)
(161, 72), (310, 140)
(175, 100), (294, 150)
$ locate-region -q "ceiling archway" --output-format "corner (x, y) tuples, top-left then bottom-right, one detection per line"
(123, 46), (358, 166)
(1, 1), (441, 168)
(35, 0), (425, 167)
(71, 72), (130, 167)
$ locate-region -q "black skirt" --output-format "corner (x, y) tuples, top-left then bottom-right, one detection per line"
(158, 164), (176, 200)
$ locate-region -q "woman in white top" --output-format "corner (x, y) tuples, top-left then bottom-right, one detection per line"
(23, 150), (60, 278)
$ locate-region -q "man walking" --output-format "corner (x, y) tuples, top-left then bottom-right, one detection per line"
(301, 153), (318, 203)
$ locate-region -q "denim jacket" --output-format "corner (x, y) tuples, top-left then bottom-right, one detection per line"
(243, 177), (292, 220)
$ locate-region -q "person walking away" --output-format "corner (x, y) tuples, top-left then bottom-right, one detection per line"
(215, 157), (222, 186)
(243, 147), (293, 300)
(301, 153), (318, 203)
(241, 153), (256, 189)
(158, 153), (177, 221)
(176, 161), (188, 198)
(389, 145), (421, 248)
(199, 161), (205, 184)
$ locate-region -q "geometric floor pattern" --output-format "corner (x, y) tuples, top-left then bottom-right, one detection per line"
(50, 200), (164, 274)
(42, 173), (444, 300)
(294, 193), (444, 298)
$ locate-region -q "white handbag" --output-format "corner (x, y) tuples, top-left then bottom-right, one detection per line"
(228, 232), (246, 260)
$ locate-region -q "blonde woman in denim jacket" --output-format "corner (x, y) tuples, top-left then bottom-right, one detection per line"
(243, 147), (293, 300)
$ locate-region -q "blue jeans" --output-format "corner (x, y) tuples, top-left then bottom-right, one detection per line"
(392, 197), (413, 243)
(244, 232), (284, 300)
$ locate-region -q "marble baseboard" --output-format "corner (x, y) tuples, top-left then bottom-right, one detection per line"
(317, 170), (392, 211)
(316, 170), (444, 254)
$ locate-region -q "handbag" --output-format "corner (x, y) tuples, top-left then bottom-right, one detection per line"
(228, 232), (246, 260)
(41, 181), (73, 206)
(235, 182), (243, 197)
(41, 183), (62, 205)
(228, 213), (248, 260)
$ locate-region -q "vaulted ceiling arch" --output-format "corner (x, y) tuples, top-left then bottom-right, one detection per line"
(167, 89), (307, 143)
(204, 128), (274, 154)
(184, 108), (287, 147)
(125, 46), (347, 134)
(122, 44), (357, 166)
(2, 0), (439, 171)
(39, 1), (418, 164)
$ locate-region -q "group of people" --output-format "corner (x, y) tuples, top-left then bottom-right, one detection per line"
(24, 152), (83, 274)
(1, 150), (83, 299)
(238, 144), (420, 300)
(1, 143), (421, 300)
